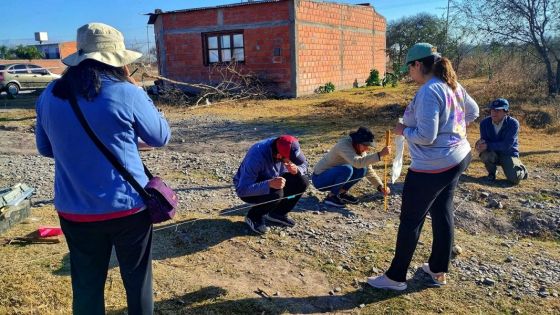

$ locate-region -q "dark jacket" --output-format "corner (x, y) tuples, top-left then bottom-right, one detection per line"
(479, 116), (519, 157)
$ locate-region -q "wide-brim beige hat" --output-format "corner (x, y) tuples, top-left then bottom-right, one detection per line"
(62, 22), (142, 67)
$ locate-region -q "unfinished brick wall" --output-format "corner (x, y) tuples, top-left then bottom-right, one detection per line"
(58, 42), (77, 59)
(295, 0), (386, 95)
(154, 1), (294, 96)
(151, 0), (386, 97)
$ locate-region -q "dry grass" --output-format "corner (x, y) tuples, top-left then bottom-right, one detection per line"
(1, 205), (559, 314)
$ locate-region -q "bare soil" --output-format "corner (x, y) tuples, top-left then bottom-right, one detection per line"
(0, 84), (559, 314)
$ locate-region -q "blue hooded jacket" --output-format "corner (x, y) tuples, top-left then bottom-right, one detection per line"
(233, 138), (308, 197)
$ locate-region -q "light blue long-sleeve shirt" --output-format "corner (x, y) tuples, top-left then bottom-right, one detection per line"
(35, 77), (170, 217)
(402, 77), (479, 171)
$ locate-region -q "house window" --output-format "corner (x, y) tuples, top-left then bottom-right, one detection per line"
(204, 31), (244, 65)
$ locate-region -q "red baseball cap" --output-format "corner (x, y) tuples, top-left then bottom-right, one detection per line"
(276, 135), (305, 166)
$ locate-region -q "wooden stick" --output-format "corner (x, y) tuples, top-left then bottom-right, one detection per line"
(384, 130), (391, 212)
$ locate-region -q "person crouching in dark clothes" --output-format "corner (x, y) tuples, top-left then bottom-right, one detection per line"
(475, 98), (528, 184)
(233, 135), (309, 234)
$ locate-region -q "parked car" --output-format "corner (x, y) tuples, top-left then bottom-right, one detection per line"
(0, 63), (61, 95)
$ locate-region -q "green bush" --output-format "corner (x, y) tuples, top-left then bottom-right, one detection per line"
(382, 73), (399, 88)
(392, 62), (405, 79)
(366, 69), (381, 86)
(315, 82), (335, 94)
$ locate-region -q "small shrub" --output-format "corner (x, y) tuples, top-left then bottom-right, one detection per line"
(524, 110), (554, 129)
(315, 82), (335, 94)
(392, 62), (405, 79)
(382, 73), (399, 87)
(366, 69), (381, 86)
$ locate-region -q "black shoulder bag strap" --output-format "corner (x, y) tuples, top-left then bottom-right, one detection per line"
(67, 94), (153, 201)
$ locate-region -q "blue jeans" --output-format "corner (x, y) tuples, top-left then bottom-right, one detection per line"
(312, 164), (367, 195)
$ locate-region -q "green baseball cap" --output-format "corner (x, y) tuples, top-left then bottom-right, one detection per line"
(400, 43), (441, 73)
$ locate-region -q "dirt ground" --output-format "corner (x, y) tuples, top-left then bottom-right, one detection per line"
(0, 84), (559, 314)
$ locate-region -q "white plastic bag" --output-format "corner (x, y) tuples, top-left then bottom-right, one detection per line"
(391, 118), (405, 184)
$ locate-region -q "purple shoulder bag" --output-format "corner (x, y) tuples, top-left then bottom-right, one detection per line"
(68, 95), (177, 223)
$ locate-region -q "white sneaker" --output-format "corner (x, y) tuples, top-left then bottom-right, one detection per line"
(421, 263), (447, 286)
(367, 274), (407, 291)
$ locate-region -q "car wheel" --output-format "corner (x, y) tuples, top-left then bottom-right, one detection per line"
(6, 82), (19, 96)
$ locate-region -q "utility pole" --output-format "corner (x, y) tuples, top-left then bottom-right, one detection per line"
(146, 25), (150, 64)
(444, 0), (450, 54)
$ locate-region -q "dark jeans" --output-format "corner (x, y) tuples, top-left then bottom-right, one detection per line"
(385, 153), (471, 282)
(59, 210), (153, 315)
(312, 164), (367, 195)
(240, 172), (310, 219)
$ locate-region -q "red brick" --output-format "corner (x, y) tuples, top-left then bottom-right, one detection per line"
(153, 0), (385, 96)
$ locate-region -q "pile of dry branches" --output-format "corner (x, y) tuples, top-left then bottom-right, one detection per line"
(140, 61), (268, 107)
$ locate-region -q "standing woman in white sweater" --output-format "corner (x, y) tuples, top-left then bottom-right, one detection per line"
(368, 43), (479, 290)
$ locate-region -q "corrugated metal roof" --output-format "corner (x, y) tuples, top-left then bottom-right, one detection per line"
(147, 0), (285, 24)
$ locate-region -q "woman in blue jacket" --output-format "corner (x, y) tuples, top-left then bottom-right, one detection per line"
(35, 23), (170, 314)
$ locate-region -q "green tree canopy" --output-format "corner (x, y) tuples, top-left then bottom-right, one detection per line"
(12, 45), (43, 60)
(387, 13), (447, 70)
(0, 45), (44, 60)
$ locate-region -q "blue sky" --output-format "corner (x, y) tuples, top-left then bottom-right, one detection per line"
(0, 0), (449, 49)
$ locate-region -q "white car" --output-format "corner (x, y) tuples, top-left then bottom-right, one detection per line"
(0, 63), (61, 95)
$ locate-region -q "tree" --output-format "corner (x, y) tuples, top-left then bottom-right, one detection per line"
(453, 0), (560, 96)
(386, 13), (447, 70)
(12, 45), (43, 60)
(366, 69), (381, 86)
(0, 45), (9, 59)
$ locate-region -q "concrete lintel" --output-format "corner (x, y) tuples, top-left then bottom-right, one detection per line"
(217, 9), (224, 26)
(297, 20), (385, 36)
(163, 20), (290, 35)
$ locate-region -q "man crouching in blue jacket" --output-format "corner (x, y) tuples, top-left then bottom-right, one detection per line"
(475, 98), (528, 184)
(234, 135), (310, 234)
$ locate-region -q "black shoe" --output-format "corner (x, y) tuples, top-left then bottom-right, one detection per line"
(486, 173), (496, 181)
(339, 192), (359, 204)
(245, 216), (268, 234)
(265, 213), (296, 227)
(324, 194), (346, 208)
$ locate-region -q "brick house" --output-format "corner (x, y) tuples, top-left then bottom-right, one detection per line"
(148, 0), (386, 97)
(34, 41), (77, 60)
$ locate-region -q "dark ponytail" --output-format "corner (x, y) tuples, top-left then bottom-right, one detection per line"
(418, 55), (458, 90)
(52, 59), (128, 101)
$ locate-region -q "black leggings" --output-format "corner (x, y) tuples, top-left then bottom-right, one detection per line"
(60, 211), (153, 315)
(385, 153), (471, 282)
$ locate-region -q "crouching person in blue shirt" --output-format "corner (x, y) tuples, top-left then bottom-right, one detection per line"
(475, 98), (528, 184)
(233, 135), (310, 234)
